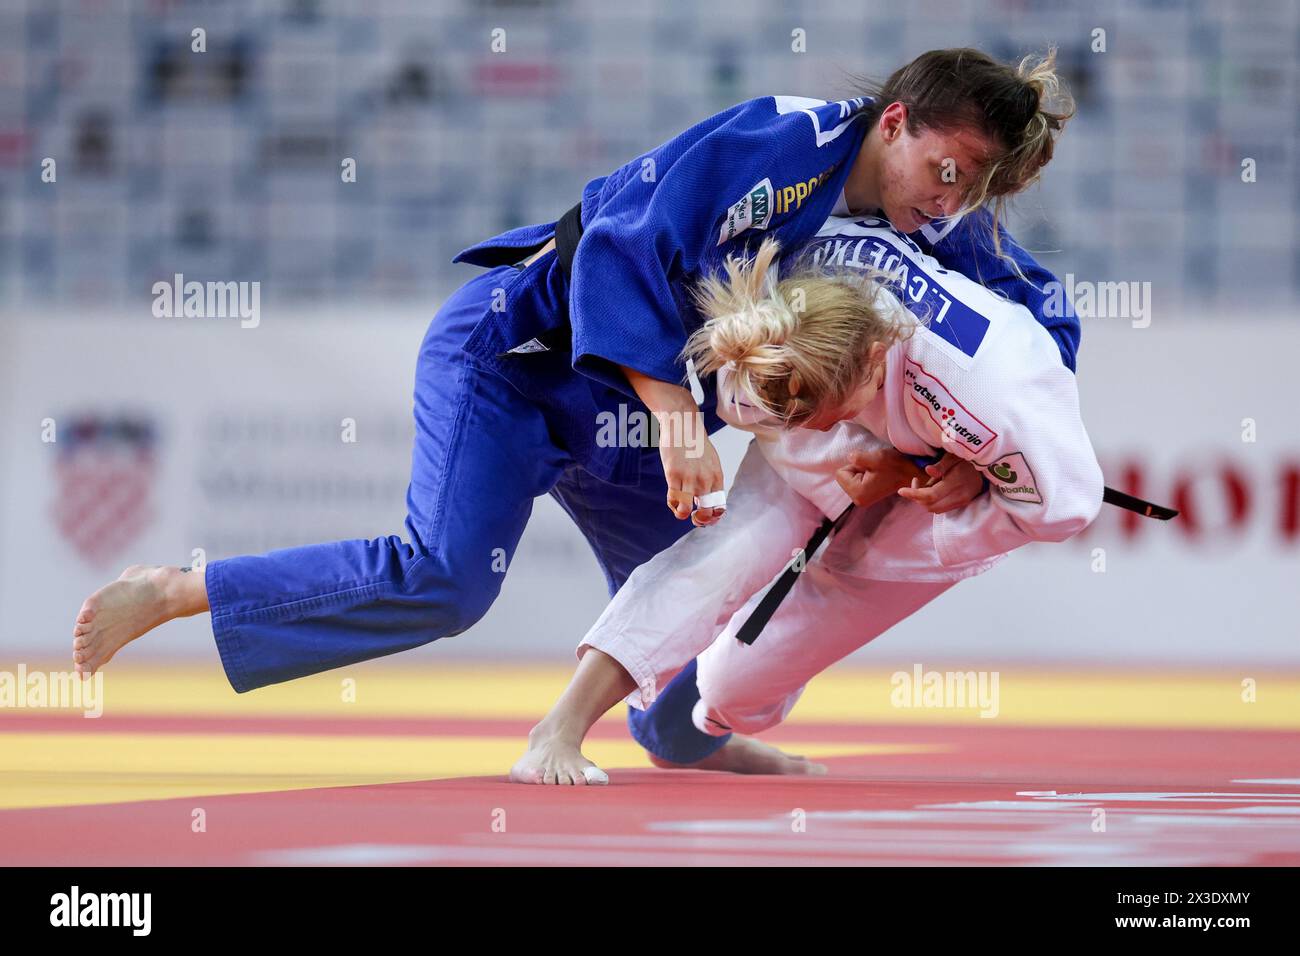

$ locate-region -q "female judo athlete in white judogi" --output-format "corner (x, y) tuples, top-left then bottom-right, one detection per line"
(511, 214), (1104, 784)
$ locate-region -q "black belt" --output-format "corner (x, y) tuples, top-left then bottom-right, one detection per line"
(1101, 485), (1178, 519)
(734, 503), (858, 646)
(553, 201), (583, 278)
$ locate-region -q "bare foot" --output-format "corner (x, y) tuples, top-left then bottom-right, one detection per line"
(510, 725), (610, 786)
(649, 735), (828, 776)
(72, 565), (201, 676)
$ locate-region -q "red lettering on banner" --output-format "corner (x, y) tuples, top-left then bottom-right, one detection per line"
(1282, 464), (1299, 543)
(1080, 455), (1297, 547)
(1171, 463), (1250, 540)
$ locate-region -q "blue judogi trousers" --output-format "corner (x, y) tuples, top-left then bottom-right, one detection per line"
(205, 265), (728, 763)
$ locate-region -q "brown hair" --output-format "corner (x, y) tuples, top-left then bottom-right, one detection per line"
(683, 237), (913, 427)
(850, 46), (1075, 267)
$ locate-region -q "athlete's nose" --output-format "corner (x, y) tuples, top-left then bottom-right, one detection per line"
(929, 193), (954, 218)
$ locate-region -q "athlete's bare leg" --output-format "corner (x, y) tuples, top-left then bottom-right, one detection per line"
(510, 648), (827, 784)
(511, 648), (630, 785)
(72, 565), (209, 676)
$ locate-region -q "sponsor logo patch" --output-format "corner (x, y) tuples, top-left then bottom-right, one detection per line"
(506, 337), (550, 354)
(985, 451), (1043, 504)
(718, 178), (774, 245)
(902, 358), (997, 450)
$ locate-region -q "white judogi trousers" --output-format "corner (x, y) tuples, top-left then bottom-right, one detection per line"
(578, 438), (958, 738)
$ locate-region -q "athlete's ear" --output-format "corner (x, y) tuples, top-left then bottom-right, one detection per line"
(879, 101), (908, 143)
(866, 341), (888, 387)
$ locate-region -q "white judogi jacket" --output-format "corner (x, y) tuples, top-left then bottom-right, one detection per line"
(716, 215), (1105, 582)
(576, 215), (1106, 710)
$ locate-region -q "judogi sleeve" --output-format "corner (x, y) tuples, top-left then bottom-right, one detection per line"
(930, 326), (1104, 567)
(926, 207), (1081, 372)
(568, 105), (780, 399)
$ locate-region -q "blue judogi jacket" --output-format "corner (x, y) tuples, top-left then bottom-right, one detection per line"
(453, 95), (1079, 485)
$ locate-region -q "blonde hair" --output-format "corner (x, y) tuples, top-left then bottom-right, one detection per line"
(684, 237), (913, 426)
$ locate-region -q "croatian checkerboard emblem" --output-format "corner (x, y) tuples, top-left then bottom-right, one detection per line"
(51, 414), (158, 566)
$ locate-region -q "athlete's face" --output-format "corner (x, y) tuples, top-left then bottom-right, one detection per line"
(799, 343), (889, 432)
(873, 102), (999, 234)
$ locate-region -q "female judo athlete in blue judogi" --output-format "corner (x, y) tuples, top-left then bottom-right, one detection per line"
(73, 47), (1079, 775)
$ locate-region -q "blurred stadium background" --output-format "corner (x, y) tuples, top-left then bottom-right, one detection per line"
(0, 0), (1296, 671)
